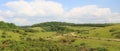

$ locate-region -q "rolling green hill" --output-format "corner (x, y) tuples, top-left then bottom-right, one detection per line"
(0, 21), (120, 51)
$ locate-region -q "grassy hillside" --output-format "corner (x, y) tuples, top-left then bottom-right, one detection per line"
(0, 21), (120, 51)
(88, 24), (120, 38)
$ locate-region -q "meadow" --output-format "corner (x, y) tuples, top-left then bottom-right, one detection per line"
(0, 21), (120, 51)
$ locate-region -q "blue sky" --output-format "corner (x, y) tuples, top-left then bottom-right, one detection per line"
(0, 0), (120, 25)
(0, 0), (120, 12)
(54, 0), (120, 12)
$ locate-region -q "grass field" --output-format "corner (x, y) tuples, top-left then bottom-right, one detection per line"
(0, 22), (120, 51)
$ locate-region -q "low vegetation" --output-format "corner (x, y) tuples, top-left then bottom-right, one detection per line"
(0, 21), (120, 51)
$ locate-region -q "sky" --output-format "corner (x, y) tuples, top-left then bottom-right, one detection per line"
(0, 0), (120, 25)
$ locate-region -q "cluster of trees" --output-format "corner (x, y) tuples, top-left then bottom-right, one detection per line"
(32, 22), (75, 33)
(41, 26), (74, 33)
(32, 22), (74, 27)
(32, 22), (114, 34)
(0, 21), (18, 29)
(71, 24), (113, 27)
(32, 21), (113, 27)
(32, 22), (107, 34)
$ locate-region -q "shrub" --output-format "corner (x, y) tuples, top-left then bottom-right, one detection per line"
(39, 37), (45, 41)
(26, 37), (32, 41)
(24, 29), (38, 33)
(80, 43), (86, 46)
(1, 32), (7, 38)
(97, 47), (108, 51)
(2, 31), (6, 34)
(1, 35), (6, 38)
(109, 28), (117, 32)
(115, 34), (120, 38)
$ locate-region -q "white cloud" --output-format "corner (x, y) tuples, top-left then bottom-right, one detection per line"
(14, 18), (27, 23)
(66, 5), (111, 17)
(109, 13), (120, 23)
(63, 5), (112, 23)
(0, 10), (14, 18)
(13, 18), (31, 25)
(0, 0), (119, 25)
(0, 16), (5, 21)
(0, 10), (4, 21)
(6, 0), (64, 17)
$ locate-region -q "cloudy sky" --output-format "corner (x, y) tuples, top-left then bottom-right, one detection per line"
(0, 0), (120, 25)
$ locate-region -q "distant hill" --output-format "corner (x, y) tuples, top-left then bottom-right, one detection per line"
(32, 21), (114, 27)
(32, 22), (74, 33)
(32, 22), (74, 27)
(0, 21), (18, 29)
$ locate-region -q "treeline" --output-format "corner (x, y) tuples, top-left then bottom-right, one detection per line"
(0, 21), (115, 29)
(0, 21), (18, 29)
(32, 22), (74, 33)
(72, 24), (113, 27)
(32, 21), (113, 27)
(31, 22), (114, 33)
(32, 22), (74, 27)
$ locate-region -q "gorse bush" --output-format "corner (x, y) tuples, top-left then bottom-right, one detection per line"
(1, 32), (7, 38)
(23, 28), (39, 33)
(0, 39), (108, 51)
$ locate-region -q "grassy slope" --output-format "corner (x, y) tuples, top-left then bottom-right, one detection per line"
(66, 24), (120, 38)
(64, 24), (120, 51)
(73, 39), (120, 51)
(88, 24), (120, 38)
(28, 27), (57, 39)
(0, 30), (21, 43)
(0, 24), (120, 51)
